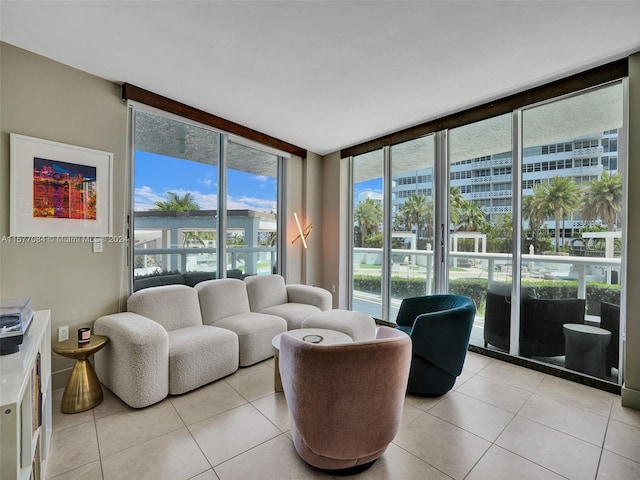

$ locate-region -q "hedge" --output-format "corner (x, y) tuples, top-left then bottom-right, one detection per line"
(353, 274), (620, 316)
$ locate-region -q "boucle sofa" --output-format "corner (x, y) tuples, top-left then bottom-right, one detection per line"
(95, 275), (331, 408)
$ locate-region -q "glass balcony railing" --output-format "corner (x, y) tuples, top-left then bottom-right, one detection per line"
(133, 246), (276, 278)
(353, 247), (622, 384)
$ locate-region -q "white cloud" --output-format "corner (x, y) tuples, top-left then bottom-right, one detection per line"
(198, 177), (214, 188)
(228, 195), (277, 212)
(135, 186), (218, 211)
(135, 186), (165, 211)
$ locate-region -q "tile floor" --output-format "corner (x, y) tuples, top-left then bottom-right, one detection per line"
(46, 352), (640, 480)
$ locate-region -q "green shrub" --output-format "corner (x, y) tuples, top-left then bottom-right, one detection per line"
(353, 275), (620, 316)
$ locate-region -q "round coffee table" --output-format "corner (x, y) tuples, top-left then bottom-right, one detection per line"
(53, 335), (109, 413)
(271, 328), (352, 392)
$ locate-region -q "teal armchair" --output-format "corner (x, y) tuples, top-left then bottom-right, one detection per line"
(395, 294), (475, 396)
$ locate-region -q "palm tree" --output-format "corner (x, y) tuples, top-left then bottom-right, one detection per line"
(457, 200), (488, 232)
(354, 198), (383, 247)
(539, 176), (581, 252)
(581, 172), (622, 231)
(522, 186), (551, 249)
(152, 191), (200, 211)
(182, 231), (205, 247)
(399, 193), (432, 240)
(449, 186), (465, 227)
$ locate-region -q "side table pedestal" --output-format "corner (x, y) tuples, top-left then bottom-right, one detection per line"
(53, 335), (109, 413)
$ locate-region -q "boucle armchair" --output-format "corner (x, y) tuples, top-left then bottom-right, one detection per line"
(244, 274), (332, 330)
(395, 294), (475, 396)
(195, 278), (287, 366)
(95, 284), (239, 408)
(279, 326), (411, 474)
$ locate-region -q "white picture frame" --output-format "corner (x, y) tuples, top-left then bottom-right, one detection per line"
(10, 133), (113, 237)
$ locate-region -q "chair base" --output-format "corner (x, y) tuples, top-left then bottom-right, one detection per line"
(321, 459), (378, 476)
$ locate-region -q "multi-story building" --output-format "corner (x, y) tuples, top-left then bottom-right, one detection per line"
(392, 130), (620, 239)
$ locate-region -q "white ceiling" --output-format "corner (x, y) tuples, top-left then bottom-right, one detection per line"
(2, 1), (640, 156)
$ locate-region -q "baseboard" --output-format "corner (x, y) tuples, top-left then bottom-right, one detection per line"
(622, 383), (640, 410)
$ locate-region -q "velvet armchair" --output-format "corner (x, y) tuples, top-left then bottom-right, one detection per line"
(279, 326), (411, 474)
(395, 294), (475, 396)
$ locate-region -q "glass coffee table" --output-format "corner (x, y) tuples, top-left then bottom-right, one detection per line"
(271, 328), (352, 392)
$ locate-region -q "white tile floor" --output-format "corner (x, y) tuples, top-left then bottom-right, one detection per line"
(46, 352), (640, 480)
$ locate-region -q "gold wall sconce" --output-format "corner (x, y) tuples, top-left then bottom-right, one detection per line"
(292, 212), (313, 249)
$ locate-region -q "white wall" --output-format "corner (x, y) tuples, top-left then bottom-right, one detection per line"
(0, 43), (129, 388)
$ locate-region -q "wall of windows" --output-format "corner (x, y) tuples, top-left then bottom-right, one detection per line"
(131, 108), (283, 290)
(349, 80), (626, 386)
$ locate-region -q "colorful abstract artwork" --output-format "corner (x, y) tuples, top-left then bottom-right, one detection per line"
(10, 133), (112, 237)
(32, 158), (97, 219)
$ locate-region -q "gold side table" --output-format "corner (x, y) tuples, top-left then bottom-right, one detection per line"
(53, 335), (109, 413)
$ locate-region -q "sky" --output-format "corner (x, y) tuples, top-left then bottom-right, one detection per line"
(134, 151), (278, 212)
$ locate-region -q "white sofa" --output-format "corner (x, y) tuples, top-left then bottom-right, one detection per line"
(94, 275), (331, 408)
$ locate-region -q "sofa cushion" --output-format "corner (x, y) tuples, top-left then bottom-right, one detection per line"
(302, 310), (376, 341)
(167, 325), (238, 395)
(245, 275), (288, 312)
(214, 312), (286, 366)
(128, 284), (203, 332)
(196, 278), (251, 323)
(262, 303), (322, 330)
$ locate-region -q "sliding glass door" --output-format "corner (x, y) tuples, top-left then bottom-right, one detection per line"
(448, 114), (513, 350)
(519, 82), (624, 381)
(389, 136), (435, 322)
(352, 149), (385, 319)
(349, 80), (626, 385)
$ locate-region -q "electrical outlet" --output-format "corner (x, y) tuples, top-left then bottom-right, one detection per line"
(331, 284), (336, 293)
(58, 326), (69, 342)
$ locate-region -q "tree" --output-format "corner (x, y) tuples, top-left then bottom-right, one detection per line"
(538, 176), (581, 252)
(182, 230), (205, 247)
(152, 191), (200, 211)
(399, 193), (433, 240)
(581, 172), (622, 231)
(522, 186), (551, 252)
(354, 198), (383, 247)
(449, 186), (465, 227)
(486, 213), (513, 253)
(457, 200), (488, 232)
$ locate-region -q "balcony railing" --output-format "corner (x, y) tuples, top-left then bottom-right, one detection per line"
(134, 245), (276, 276)
(354, 247), (621, 304)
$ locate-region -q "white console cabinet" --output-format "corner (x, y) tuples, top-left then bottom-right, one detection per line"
(1, 310), (52, 480)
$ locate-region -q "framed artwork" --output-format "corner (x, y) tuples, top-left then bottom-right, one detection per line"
(10, 133), (113, 237)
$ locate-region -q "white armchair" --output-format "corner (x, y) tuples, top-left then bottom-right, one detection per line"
(244, 275), (332, 330)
